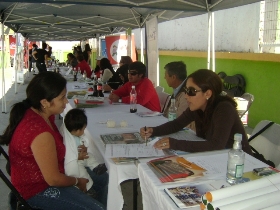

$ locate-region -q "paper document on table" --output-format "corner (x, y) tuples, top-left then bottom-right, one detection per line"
(167, 129), (205, 141)
(105, 144), (165, 158)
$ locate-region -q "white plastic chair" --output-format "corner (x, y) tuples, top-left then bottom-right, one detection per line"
(155, 86), (171, 113)
(249, 120), (280, 169)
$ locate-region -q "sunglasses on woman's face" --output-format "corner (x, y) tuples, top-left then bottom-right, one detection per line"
(183, 87), (202, 96)
(128, 70), (138, 76)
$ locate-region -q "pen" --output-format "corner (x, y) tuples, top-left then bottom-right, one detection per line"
(145, 126), (147, 146)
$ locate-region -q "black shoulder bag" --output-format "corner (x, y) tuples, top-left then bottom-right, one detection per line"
(248, 122), (275, 167)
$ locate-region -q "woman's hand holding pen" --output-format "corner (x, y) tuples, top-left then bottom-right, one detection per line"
(140, 127), (153, 139)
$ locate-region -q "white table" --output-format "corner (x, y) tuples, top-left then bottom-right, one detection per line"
(137, 150), (267, 210)
(64, 81), (168, 210)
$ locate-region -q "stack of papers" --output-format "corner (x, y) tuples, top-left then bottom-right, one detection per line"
(136, 111), (162, 117)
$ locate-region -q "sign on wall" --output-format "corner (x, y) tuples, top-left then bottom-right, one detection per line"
(105, 34), (136, 66)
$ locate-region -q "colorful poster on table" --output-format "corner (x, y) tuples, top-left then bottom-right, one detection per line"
(146, 16), (159, 86)
(105, 34), (136, 65)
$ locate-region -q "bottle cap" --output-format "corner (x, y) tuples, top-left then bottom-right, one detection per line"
(234, 133), (242, 141)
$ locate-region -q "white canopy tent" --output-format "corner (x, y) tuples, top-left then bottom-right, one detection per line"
(0, 0), (262, 112)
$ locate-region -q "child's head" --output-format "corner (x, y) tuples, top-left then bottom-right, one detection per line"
(64, 108), (87, 137)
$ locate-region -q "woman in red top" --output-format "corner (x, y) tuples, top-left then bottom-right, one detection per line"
(0, 72), (105, 210)
(76, 54), (92, 78)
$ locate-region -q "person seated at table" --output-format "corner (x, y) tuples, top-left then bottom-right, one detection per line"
(103, 56), (132, 92)
(67, 53), (78, 68)
(99, 58), (121, 90)
(76, 54), (92, 78)
(0, 72), (105, 210)
(109, 61), (161, 112)
(93, 56), (103, 78)
(140, 69), (253, 155)
(62, 108), (108, 207)
(163, 61), (195, 131)
(163, 61), (189, 118)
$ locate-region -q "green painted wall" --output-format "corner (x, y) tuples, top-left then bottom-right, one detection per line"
(156, 53), (280, 128)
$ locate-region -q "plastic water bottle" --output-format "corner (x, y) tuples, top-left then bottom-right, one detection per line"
(130, 85), (137, 113)
(168, 97), (177, 121)
(226, 133), (245, 185)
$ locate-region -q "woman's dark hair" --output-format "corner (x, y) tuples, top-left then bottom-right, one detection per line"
(100, 58), (114, 74)
(117, 64), (129, 83)
(64, 109), (87, 132)
(67, 53), (76, 59)
(0, 72), (67, 145)
(76, 54), (85, 62)
(120, 56), (132, 65)
(188, 69), (237, 135)
(128, 61), (146, 78)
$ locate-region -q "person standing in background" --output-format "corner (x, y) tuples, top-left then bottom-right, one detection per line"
(32, 42), (48, 73)
(28, 44), (37, 72)
(83, 44), (92, 64)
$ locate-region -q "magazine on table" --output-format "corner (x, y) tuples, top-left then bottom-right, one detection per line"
(67, 90), (87, 99)
(164, 180), (230, 208)
(147, 155), (206, 183)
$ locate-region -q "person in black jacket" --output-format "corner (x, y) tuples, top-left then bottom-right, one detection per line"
(32, 42), (48, 72)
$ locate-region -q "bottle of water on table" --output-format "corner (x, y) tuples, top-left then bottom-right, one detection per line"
(226, 133), (245, 185)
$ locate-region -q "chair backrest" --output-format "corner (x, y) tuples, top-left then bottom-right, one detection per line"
(249, 120), (280, 170)
(155, 86), (171, 113)
(0, 145), (33, 210)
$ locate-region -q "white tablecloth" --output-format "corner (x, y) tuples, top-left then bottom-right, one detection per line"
(137, 150), (267, 210)
(64, 81), (168, 210)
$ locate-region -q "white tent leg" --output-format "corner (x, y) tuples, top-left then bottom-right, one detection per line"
(212, 12), (215, 72)
(207, 12), (212, 69)
(14, 33), (18, 93)
(1, 23), (7, 113)
(140, 27), (144, 63)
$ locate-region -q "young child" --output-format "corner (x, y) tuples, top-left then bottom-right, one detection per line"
(61, 108), (108, 205)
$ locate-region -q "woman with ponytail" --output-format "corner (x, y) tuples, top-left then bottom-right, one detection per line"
(0, 72), (105, 210)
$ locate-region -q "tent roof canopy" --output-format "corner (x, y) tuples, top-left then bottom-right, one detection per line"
(0, 0), (261, 41)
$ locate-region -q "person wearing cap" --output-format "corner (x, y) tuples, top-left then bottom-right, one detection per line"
(109, 61), (161, 112)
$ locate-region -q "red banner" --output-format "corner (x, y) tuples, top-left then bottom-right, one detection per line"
(9, 35), (16, 57)
(105, 34), (136, 65)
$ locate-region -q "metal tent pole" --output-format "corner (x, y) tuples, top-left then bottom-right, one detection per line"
(207, 12), (212, 69)
(212, 12), (215, 72)
(1, 23), (7, 113)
